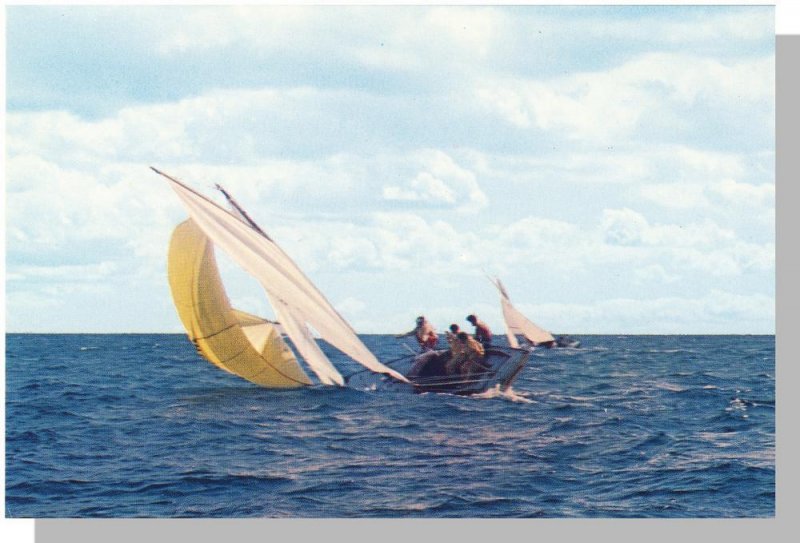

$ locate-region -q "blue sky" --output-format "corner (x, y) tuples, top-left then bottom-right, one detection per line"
(4, 5), (775, 334)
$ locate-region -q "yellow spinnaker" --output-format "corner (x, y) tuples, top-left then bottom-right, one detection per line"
(168, 219), (313, 388)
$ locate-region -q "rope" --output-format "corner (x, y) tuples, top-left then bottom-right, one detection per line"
(342, 353), (416, 382)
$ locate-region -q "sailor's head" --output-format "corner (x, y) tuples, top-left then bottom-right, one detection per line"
(466, 314), (477, 324)
(449, 324), (460, 333)
(416, 316), (425, 324)
(457, 331), (469, 342)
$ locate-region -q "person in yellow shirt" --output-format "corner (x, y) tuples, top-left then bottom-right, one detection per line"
(445, 325), (465, 375)
(448, 331), (486, 377)
(445, 323), (461, 347)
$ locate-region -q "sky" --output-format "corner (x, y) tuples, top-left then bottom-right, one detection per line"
(4, 4), (775, 334)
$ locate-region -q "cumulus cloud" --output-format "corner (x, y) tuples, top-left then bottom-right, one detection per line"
(7, 262), (118, 284)
(382, 150), (488, 212)
(384, 173), (456, 204)
(488, 216), (589, 273)
(601, 209), (651, 246)
(5, 155), (164, 250)
(638, 178), (774, 221)
(476, 52), (773, 144)
(639, 183), (709, 209)
(708, 178), (774, 207)
(601, 208), (735, 248)
(4, 5), (774, 333)
(631, 265), (677, 286)
(335, 297), (368, 317)
(526, 289), (773, 334)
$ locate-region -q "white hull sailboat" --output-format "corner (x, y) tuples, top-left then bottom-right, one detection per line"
(156, 168), (530, 395)
(490, 276), (555, 348)
(489, 277), (580, 349)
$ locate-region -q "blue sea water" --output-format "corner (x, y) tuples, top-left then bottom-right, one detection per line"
(5, 334), (774, 518)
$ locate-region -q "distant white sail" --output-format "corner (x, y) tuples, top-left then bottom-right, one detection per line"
(155, 167), (408, 385)
(491, 277), (555, 347)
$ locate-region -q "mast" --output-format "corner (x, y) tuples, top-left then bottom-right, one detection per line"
(214, 183), (272, 240)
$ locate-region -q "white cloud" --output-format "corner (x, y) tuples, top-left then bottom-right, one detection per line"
(737, 241), (775, 272)
(384, 172), (456, 204)
(153, 6), (324, 54)
(639, 183), (709, 209)
(152, 6), (503, 72)
(460, 144), (768, 197)
(708, 178), (774, 207)
(601, 208), (735, 248)
(336, 296), (367, 316)
(634, 264), (680, 285)
(669, 248), (742, 277)
(601, 208), (651, 246)
(382, 150), (488, 212)
(476, 52), (773, 143)
(7, 262), (118, 282)
(620, 53), (773, 104)
(638, 178), (775, 227)
(490, 216), (587, 270)
(670, 147), (747, 180)
(364, 212), (483, 271)
(6, 155), (151, 247)
(528, 289), (773, 334)
(4, 6), (774, 334)
(520, 8), (773, 48)
(263, 213), (457, 274)
(331, 237), (381, 270)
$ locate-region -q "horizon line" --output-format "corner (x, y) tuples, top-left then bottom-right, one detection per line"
(4, 331), (777, 336)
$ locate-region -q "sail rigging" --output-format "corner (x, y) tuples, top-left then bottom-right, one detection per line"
(156, 167), (408, 385)
(490, 277), (555, 347)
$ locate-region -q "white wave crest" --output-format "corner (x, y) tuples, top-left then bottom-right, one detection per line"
(472, 385), (535, 403)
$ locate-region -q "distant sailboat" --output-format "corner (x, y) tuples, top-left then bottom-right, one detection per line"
(489, 277), (556, 348)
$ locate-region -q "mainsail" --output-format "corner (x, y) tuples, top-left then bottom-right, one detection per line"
(490, 277), (555, 347)
(156, 167), (409, 385)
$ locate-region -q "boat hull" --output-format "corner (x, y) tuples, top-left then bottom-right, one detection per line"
(347, 346), (531, 395)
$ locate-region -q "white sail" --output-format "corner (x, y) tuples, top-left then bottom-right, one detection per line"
(491, 277), (555, 346)
(272, 300), (344, 386)
(155, 168), (408, 384)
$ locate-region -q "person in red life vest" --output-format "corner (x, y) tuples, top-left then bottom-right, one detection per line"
(396, 316), (439, 351)
(466, 314), (492, 347)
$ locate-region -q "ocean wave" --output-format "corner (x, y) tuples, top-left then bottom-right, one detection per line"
(472, 386), (534, 403)
(5, 333), (774, 518)
(654, 382), (688, 393)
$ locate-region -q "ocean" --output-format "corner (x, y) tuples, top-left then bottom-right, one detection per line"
(5, 333), (774, 518)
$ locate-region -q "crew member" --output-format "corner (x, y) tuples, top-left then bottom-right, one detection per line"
(453, 331), (486, 376)
(396, 316), (439, 351)
(444, 324), (464, 375)
(466, 314), (493, 347)
(445, 324), (461, 346)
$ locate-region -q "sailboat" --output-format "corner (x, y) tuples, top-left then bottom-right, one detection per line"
(156, 167), (531, 394)
(490, 277), (558, 348)
(489, 277), (581, 349)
